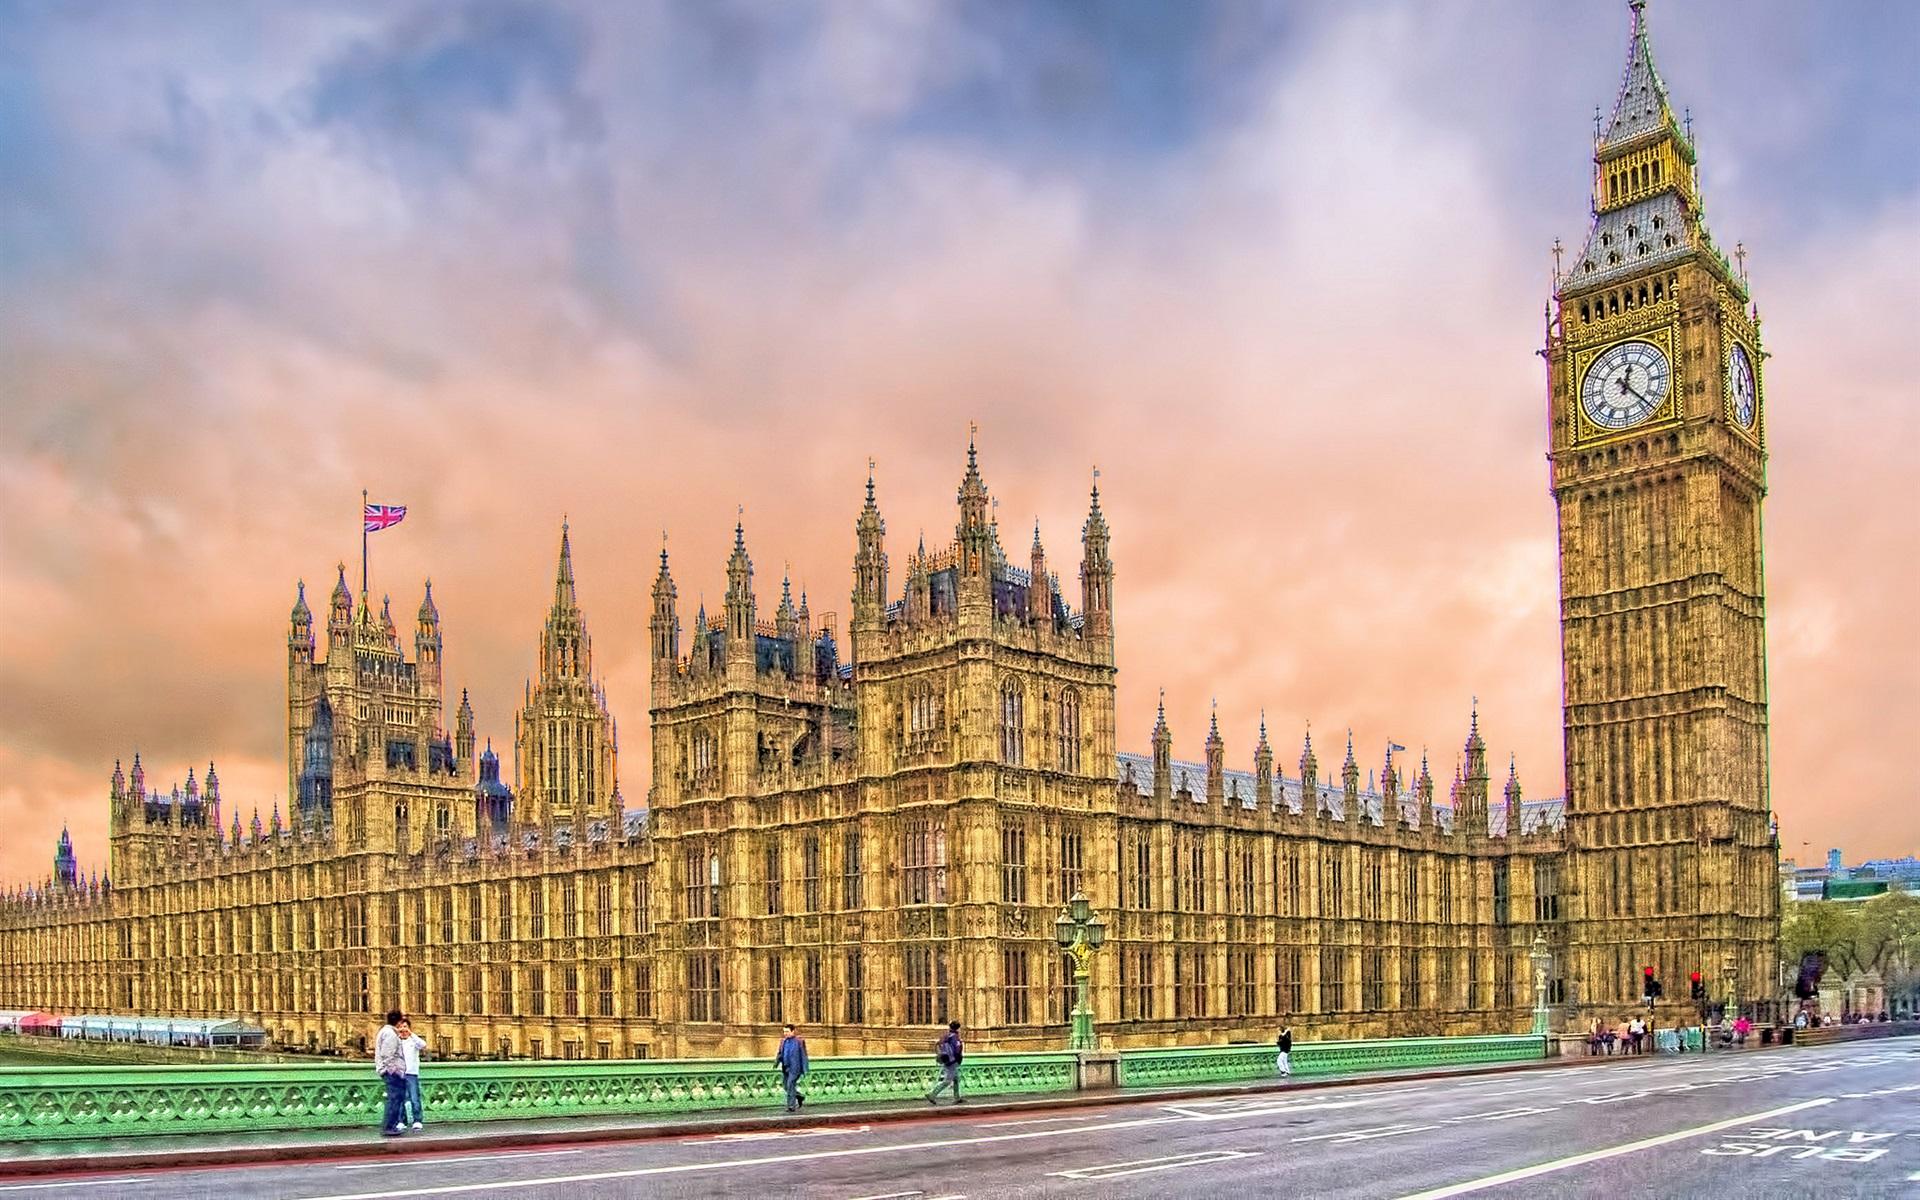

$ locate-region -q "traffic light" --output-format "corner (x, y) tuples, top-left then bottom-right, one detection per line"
(1641, 966), (1662, 1002)
(1690, 971), (1705, 1001)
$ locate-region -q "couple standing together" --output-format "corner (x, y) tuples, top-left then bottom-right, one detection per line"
(375, 1010), (428, 1135)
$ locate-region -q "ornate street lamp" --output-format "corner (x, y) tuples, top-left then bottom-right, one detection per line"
(1055, 892), (1107, 1051)
(1529, 931), (1553, 1037)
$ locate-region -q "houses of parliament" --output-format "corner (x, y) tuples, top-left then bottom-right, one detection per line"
(0, 2), (1779, 1060)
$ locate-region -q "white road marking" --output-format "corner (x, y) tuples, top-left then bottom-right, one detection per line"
(1295, 1123), (1440, 1144)
(1050, 1149), (1258, 1180)
(335, 1151), (582, 1171)
(977, 1114), (1103, 1128)
(842, 1192), (922, 1200)
(287, 1110), (1203, 1199)
(705, 1125), (872, 1142)
(0, 1183), (153, 1194)
(1392, 1097), (1837, 1200)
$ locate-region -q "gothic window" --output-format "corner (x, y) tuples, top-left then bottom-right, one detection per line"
(562, 966), (580, 1017)
(687, 953), (721, 1022)
(527, 883), (546, 939)
(904, 945), (949, 1025)
(844, 948), (865, 1024)
(1533, 859), (1561, 922)
(842, 827), (864, 909)
(1323, 851), (1345, 917)
(468, 887), (483, 942)
(633, 875), (649, 932)
(1059, 826), (1084, 901)
(1176, 948), (1209, 1018)
(684, 847), (709, 919)
(801, 835), (822, 912)
(1403, 861), (1420, 921)
(763, 954), (784, 1024)
(631, 960), (653, 1017)
(439, 890), (454, 943)
(1122, 946), (1156, 1019)
(597, 966), (615, 1017)
(1229, 948), (1256, 1016)
(1001, 823), (1028, 904)
(1058, 690), (1082, 773)
(902, 817), (947, 905)
(561, 881), (577, 936)
(1362, 949), (1385, 1010)
(528, 966), (548, 1017)
(1128, 833), (1153, 910)
(1492, 859), (1511, 925)
(596, 878), (614, 936)
(1319, 945), (1346, 1012)
(1000, 679), (1025, 765)
(763, 840), (783, 916)
(708, 853), (723, 918)
(1002, 948), (1031, 1024)
(1275, 948), (1303, 1016)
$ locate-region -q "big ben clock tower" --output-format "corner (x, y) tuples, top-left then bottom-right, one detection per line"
(1547, 0), (1779, 1021)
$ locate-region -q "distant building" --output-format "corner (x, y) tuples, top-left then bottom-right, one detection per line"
(1781, 853), (1920, 904)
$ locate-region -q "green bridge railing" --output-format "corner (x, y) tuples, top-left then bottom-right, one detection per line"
(0, 1033), (1547, 1142)
(1117, 1034), (1546, 1088)
(0, 1051), (1077, 1142)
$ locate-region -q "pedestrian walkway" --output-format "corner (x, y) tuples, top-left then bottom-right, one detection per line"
(0, 1048), (1667, 1179)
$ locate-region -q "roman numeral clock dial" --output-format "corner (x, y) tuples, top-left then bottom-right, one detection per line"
(1580, 339), (1670, 432)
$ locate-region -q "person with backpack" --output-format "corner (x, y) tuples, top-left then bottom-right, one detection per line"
(926, 1020), (964, 1105)
(775, 1023), (809, 1112)
(1275, 1026), (1293, 1078)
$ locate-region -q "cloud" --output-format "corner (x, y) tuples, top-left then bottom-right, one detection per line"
(0, 0), (1914, 888)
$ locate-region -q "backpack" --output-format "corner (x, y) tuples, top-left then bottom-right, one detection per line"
(935, 1036), (952, 1066)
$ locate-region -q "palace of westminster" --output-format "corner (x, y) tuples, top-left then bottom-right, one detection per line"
(0, 3), (1780, 1060)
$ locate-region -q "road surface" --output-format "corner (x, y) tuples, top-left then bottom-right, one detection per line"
(5, 1039), (1918, 1199)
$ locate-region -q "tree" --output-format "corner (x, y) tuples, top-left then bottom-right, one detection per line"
(1782, 900), (1861, 981)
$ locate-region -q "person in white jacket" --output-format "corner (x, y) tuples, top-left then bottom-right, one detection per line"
(397, 1017), (427, 1130)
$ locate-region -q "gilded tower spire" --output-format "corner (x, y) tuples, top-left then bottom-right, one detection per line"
(1204, 700), (1225, 806)
(1342, 731), (1362, 826)
(725, 518), (755, 645)
(956, 433), (993, 578)
(1300, 726), (1321, 818)
(853, 462), (887, 637)
(1254, 711), (1274, 809)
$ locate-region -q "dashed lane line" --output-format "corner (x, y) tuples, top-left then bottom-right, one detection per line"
(1050, 1150), (1259, 1180)
(335, 1151), (583, 1171)
(0, 1183), (154, 1194)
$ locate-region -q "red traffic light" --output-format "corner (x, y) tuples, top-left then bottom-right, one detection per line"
(1643, 966), (1655, 977)
(1689, 971), (1702, 984)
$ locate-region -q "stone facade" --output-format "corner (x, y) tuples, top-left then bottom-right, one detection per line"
(0, 2), (1779, 1059)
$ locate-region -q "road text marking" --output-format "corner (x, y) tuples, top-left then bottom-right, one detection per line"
(1392, 1097), (1837, 1200)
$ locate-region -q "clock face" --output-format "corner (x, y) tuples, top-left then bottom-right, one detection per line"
(1728, 343), (1757, 429)
(1581, 340), (1671, 431)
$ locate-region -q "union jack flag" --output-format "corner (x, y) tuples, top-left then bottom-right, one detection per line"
(364, 503), (407, 533)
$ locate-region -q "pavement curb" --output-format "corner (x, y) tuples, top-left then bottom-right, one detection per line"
(0, 1049), (1704, 1179)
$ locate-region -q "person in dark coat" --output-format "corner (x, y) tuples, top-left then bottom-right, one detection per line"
(775, 1023), (809, 1112)
(926, 1020), (964, 1104)
(1275, 1026), (1294, 1078)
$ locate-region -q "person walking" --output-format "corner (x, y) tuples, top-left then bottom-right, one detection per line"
(926, 1020), (964, 1105)
(1275, 1026), (1293, 1078)
(397, 1017), (427, 1130)
(775, 1023), (809, 1112)
(374, 1010), (409, 1136)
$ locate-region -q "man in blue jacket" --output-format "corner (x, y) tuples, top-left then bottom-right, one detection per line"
(775, 1023), (809, 1112)
(926, 1020), (964, 1105)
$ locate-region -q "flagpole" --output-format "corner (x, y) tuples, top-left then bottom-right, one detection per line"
(361, 488), (369, 604)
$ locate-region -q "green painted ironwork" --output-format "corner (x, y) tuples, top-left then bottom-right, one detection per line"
(1116, 1034), (1546, 1088)
(0, 1051), (1078, 1142)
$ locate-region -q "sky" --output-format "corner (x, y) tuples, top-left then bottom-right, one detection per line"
(1, 0), (1915, 888)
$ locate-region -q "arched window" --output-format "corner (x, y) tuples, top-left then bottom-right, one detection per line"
(1058, 690), (1082, 774)
(1000, 679), (1025, 766)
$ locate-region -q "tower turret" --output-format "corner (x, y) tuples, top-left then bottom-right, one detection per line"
(1300, 727), (1321, 818)
(725, 520), (755, 648)
(1503, 754), (1523, 837)
(650, 543), (679, 670)
(1027, 523), (1051, 623)
(1150, 692), (1172, 804)
(1342, 731), (1361, 826)
(290, 581), (314, 661)
(455, 688), (476, 766)
(1080, 477), (1113, 645)
(53, 827), (76, 890)
(415, 580), (442, 699)
(852, 466), (887, 642)
(1460, 702), (1490, 836)
(1204, 702), (1224, 805)
(327, 564), (352, 648)
(1417, 749), (1436, 830)
(1253, 713), (1274, 808)
(956, 434), (992, 579)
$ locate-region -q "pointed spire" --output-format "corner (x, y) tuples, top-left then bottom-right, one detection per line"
(381, 594), (396, 641)
(418, 579), (439, 626)
(553, 520), (577, 610)
(291, 579), (311, 623)
(1599, 0), (1677, 152)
